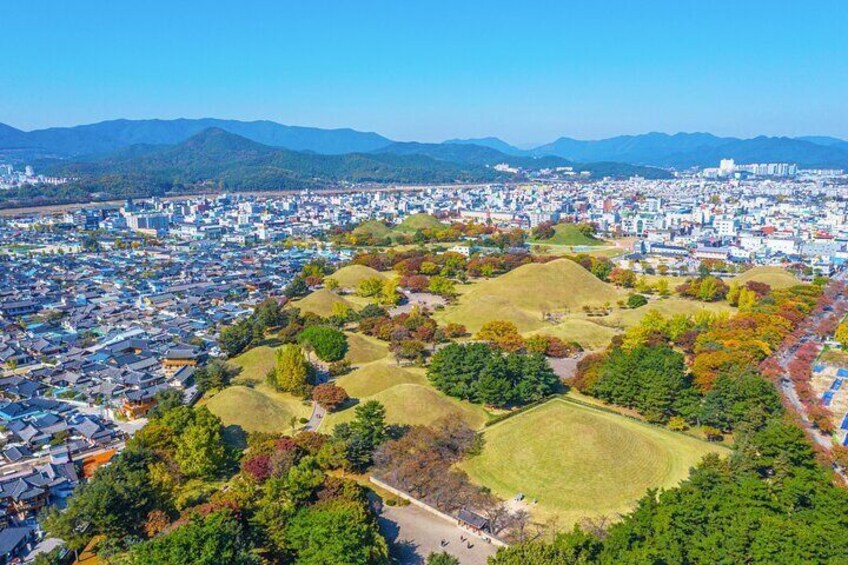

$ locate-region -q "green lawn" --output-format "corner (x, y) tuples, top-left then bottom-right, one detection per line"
(459, 398), (726, 525)
(344, 332), (390, 365)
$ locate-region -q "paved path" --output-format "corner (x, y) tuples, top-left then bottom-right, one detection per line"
(303, 401), (326, 432)
(377, 503), (499, 565)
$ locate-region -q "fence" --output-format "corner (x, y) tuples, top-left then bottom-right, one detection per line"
(369, 476), (508, 548)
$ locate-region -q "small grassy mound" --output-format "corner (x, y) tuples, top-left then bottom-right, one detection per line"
(352, 219), (392, 239)
(202, 385), (311, 434)
(394, 213), (445, 233)
(604, 297), (733, 329)
(328, 265), (389, 289)
(460, 399), (726, 524)
(437, 259), (622, 333)
(525, 319), (620, 350)
(325, 360), (489, 429)
(733, 267), (801, 290)
(230, 345), (277, 384)
(293, 289), (358, 318)
(532, 223), (606, 246)
(344, 333), (389, 365)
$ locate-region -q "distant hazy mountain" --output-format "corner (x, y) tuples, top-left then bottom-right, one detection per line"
(532, 132), (848, 169)
(0, 118), (393, 161)
(443, 137), (527, 156)
(795, 135), (846, 147)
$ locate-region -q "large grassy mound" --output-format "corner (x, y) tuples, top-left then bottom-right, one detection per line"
(202, 385), (311, 433)
(532, 223), (606, 246)
(394, 213), (445, 233)
(328, 265), (389, 289)
(352, 219), (392, 239)
(733, 266), (801, 290)
(460, 399), (726, 524)
(324, 360), (489, 429)
(292, 289), (358, 317)
(202, 345), (311, 433)
(344, 332), (389, 365)
(437, 259), (622, 332)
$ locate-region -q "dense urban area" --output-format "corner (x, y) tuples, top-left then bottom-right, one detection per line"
(2, 166), (848, 564)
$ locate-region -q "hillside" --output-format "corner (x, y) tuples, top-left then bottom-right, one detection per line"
(327, 265), (389, 289)
(393, 213), (445, 232)
(437, 259), (622, 332)
(733, 266), (801, 289)
(531, 223), (607, 246)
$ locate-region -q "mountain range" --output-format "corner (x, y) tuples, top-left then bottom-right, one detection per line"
(1, 118), (847, 170)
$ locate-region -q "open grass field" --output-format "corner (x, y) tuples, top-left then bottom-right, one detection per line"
(344, 332), (390, 365)
(459, 398), (726, 524)
(324, 360), (490, 430)
(292, 288), (359, 317)
(327, 265), (389, 290)
(733, 266), (801, 289)
(435, 259), (622, 333)
(530, 223), (607, 247)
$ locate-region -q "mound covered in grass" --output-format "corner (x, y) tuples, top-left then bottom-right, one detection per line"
(532, 223), (607, 246)
(328, 265), (389, 290)
(438, 259), (622, 332)
(202, 385), (311, 434)
(292, 289), (358, 318)
(733, 266), (801, 290)
(460, 398), (726, 524)
(394, 213), (445, 232)
(525, 318), (620, 350)
(343, 332), (389, 365)
(324, 360), (489, 429)
(352, 219), (392, 239)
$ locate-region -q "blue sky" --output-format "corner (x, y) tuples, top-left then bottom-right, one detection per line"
(2, 0), (846, 144)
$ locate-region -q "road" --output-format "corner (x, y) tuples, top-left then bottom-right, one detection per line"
(377, 502), (499, 565)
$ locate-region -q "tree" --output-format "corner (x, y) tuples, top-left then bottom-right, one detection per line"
(285, 499), (389, 565)
(476, 320), (525, 351)
(195, 359), (240, 393)
(284, 276), (310, 298)
(627, 294), (648, 308)
(357, 277), (384, 298)
(428, 276), (456, 297)
(175, 407), (228, 479)
(835, 321), (848, 348)
(273, 344), (314, 393)
(147, 388), (185, 419)
(218, 319), (252, 357)
(380, 278), (402, 306)
(124, 511), (259, 565)
(298, 325), (348, 362)
(313, 383), (349, 412)
(350, 400), (388, 449)
(427, 551), (460, 565)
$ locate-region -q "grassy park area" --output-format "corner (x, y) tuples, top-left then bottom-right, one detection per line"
(459, 398), (726, 524)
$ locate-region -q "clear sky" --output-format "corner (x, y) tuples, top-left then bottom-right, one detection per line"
(2, 0), (846, 144)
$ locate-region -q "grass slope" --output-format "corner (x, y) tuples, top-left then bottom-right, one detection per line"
(531, 223), (606, 246)
(352, 219), (392, 239)
(525, 319), (620, 350)
(344, 332), (389, 365)
(292, 289), (358, 317)
(460, 399), (726, 524)
(437, 259), (622, 333)
(733, 266), (801, 290)
(394, 213), (445, 233)
(328, 265), (389, 289)
(202, 385), (311, 434)
(324, 360), (489, 429)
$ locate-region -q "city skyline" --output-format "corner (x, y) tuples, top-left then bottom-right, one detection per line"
(2, 0), (847, 143)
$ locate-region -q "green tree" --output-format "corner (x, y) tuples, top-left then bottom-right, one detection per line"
(285, 499), (389, 565)
(427, 552), (460, 565)
(298, 325), (348, 362)
(175, 407), (228, 479)
(218, 319), (252, 357)
(123, 511), (259, 565)
(273, 344), (314, 393)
